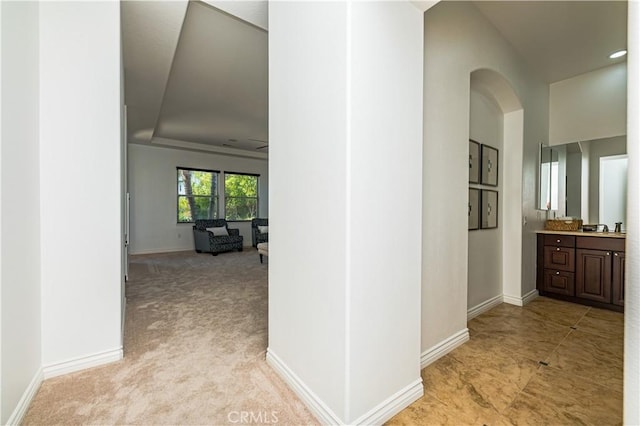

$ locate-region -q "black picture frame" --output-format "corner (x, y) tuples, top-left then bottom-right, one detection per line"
(481, 144), (499, 186)
(469, 188), (480, 230)
(469, 140), (480, 183)
(481, 190), (498, 229)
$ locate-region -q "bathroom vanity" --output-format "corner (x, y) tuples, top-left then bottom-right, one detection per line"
(536, 230), (625, 312)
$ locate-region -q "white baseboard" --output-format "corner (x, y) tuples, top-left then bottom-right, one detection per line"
(351, 378), (423, 425)
(420, 329), (469, 369)
(130, 245), (253, 255)
(503, 289), (539, 307)
(267, 349), (423, 426)
(121, 296), (127, 344)
(522, 289), (539, 305)
(43, 347), (123, 379)
(129, 247), (193, 255)
(467, 294), (503, 321)
(6, 367), (44, 426)
(266, 349), (342, 425)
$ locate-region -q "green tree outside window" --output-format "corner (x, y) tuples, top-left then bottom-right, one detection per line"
(225, 173), (258, 221)
(177, 168), (219, 222)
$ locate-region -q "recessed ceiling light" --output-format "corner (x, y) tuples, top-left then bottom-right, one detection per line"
(609, 50), (627, 59)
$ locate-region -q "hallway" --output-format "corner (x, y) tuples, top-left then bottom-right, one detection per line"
(24, 258), (623, 425)
(23, 251), (315, 425)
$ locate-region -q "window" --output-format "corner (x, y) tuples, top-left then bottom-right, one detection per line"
(224, 172), (258, 221)
(177, 168), (219, 223)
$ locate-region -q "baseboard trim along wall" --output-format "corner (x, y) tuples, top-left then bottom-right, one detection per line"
(420, 329), (470, 369)
(470, 290), (540, 319)
(266, 349), (343, 425)
(43, 347), (123, 379)
(522, 289), (540, 305)
(121, 296), (127, 346)
(130, 245), (253, 255)
(128, 247), (194, 255)
(351, 378), (423, 425)
(467, 294), (503, 321)
(267, 349), (423, 425)
(503, 289), (539, 307)
(6, 368), (44, 426)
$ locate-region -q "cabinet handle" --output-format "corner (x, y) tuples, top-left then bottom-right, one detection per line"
(607, 252), (611, 256)
(614, 253), (619, 257)
(557, 239), (561, 243)
(557, 248), (560, 251)
(556, 271), (560, 275)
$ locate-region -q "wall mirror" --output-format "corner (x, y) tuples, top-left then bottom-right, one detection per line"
(538, 137), (627, 230)
(538, 143), (558, 211)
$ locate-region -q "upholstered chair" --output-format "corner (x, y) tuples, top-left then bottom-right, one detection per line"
(251, 218), (269, 247)
(193, 219), (243, 255)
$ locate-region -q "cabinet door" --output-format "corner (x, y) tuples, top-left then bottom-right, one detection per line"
(543, 246), (575, 271)
(612, 252), (625, 306)
(576, 249), (612, 303)
(543, 270), (575, 296)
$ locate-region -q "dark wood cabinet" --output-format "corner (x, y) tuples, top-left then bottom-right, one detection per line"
(542, 269), (574, 296)
(543, 246), (575, 272)
(539, 234), (576, 297)
(544, 234), (576, 247)
(612, 251), (625, 306)
(536, 233), (625, 312)
(576, 249), (611, 303)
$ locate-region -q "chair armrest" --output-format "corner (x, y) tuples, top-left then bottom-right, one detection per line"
(228, 228), (240, 236)
(193, 228), (211, 252)
(256, 232), (268, 244)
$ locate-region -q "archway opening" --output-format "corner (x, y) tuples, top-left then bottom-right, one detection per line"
(468, 69), (526, 320)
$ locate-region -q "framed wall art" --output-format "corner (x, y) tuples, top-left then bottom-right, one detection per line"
(481, 144), (499, 186)
(481, 190), (498, 229)
(469, 188), (480, 230)
(469, 140), (480, 183)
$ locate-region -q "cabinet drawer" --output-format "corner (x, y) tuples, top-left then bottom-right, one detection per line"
(544, 234), (576, 247)
(544, 246), (575, 271)
(543, 270), (575, 296)
(576, 236), (625, 252)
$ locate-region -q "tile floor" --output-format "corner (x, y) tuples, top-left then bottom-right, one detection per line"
(388, 297), (623, 425)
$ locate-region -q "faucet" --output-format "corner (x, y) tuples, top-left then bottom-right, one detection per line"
(599, 224), (609, 232)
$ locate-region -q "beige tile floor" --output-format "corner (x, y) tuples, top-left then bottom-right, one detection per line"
(388, 297), (623, 425)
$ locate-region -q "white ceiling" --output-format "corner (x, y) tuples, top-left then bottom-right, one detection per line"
(122, 0), (189, 144)
(122, 1), (268, 158)
(155, 2), (268, 152)
(473, 1), (628, 83)
(122, 1), (627, 157)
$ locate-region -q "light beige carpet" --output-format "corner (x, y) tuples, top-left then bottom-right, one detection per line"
(23, 250), (317, 425)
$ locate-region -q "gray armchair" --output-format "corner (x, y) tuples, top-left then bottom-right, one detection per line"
(193, 219), (243, 255)
(251, 218), (269, 247)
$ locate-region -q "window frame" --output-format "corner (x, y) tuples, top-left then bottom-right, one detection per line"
(176, 167), (220, 223)
(223, 171), (260, 222)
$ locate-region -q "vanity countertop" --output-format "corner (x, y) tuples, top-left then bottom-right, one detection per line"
(535, 229), (626, 239)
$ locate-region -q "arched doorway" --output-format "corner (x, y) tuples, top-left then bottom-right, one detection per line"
(468, 69), (525, 318)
